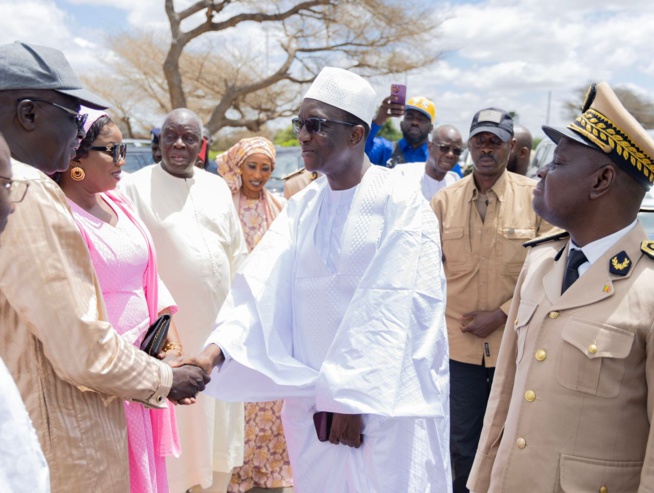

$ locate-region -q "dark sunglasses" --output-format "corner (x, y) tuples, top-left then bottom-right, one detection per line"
(432, 143), (463, 156)
(291, 117), (356, 135)
(0, 174), (29, 203)
(21, 99), (88, 131)
(89, 143), (128, 163)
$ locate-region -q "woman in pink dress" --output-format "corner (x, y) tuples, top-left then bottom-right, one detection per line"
(216, 137), (292, 492)
(58, 109), (183, 493)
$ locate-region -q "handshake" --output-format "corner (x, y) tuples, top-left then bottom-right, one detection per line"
(166, 344), (225, 404)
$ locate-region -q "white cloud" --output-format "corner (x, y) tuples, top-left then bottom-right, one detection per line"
(2, 0), (653, 139)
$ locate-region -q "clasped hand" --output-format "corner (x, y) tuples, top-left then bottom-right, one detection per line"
(329, 413), (363, 449)
(168, 364), (211, 405)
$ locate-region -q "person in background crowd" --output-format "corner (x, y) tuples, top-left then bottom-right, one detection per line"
(0, 132), (50, 493)
(366, 94), (435, 168)
(179, 66), (452, 493)
(58, 109), (186, 493)
(507, 124), (533, 176)
(216, 136), (292, 493)
(396, 124), (462, 201)
(0, 41), (207, 493)
(151, 127), (162, 163)
(431, 108), (554, 493)
(469, 82), (654, 493)
(283, 167), (319, 199)
(121, 108), (248, 493)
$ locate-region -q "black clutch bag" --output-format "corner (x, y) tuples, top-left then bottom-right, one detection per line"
(140, 314), (171, 357)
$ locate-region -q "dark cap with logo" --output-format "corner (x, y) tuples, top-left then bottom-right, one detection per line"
(469, 108), (514, 142)
(0, 41), (109, 109)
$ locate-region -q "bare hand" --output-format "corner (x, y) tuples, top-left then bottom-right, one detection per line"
(168, 365), (210, 402)
(169, 344), (224, 375)
(373, 96), (405, 126)
(460, 309), (507, 338)
(329, 413), (363, 448)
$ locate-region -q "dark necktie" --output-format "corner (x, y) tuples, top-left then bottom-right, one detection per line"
(561, 248), (588, 294)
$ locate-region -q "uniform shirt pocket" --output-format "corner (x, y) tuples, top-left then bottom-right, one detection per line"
(559, 454), (642, 493)
(556, 317), (634, 398)
(513, 300), (538, 365)
(501, 227), (534, 275)
(441, 227), (470, 273)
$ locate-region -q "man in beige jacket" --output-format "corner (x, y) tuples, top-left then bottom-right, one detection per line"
(468, 83), (654, 493)
(0, 42), (209, 492)
(432, 108), (553, 493)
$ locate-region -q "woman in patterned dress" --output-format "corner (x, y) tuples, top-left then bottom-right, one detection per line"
(216, 137), (292, 492)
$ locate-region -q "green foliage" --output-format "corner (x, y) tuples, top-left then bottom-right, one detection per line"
(274, 125), (299, 147)
(377, 119), (402, 141)
(532, 137), (542, 150)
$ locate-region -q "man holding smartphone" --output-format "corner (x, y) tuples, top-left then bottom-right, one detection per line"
(365, 93), (437, 168)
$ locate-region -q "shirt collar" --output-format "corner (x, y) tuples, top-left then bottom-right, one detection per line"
(570, 219), (638, 267)
(467, 169), (508, 203)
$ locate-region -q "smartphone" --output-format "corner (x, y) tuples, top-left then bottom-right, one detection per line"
(313, 411), (333, 442)
(390, 83), (406, 106)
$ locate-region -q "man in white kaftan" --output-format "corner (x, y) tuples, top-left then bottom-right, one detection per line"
(121, 108), (248, 493)
(187, 67), (451, 493)
(394, 124), (463, 202)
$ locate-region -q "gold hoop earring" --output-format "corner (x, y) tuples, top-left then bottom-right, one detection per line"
(70, 167), (85, 181)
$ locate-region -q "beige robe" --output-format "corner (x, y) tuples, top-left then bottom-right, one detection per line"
(0, 160), (173, 493)
(121, 164), (248, 491)
(469, 223), (654, 493)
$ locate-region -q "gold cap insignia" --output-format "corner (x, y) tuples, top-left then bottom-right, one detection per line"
(566, 82), (654, 188)
(609, 251), (631, 275)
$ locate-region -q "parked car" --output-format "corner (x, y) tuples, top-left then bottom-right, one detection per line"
(265, 146), (303, 198)
(528, 138), (555, 178)
(123, 139), (155, 174)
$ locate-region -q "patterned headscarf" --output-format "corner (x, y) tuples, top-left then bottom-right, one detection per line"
(216, 136), (276, 194)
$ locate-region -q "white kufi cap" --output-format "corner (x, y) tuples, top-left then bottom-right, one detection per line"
(303, 67), (377, 124)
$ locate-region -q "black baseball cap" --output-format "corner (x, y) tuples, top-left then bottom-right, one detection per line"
(469, 107), (514, 142)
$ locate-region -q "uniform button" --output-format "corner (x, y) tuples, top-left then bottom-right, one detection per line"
(514, 318), (519, 326)
(525, 390), (536, 402)
(516, 437), (526, 449)
(599, 486), (608, 493)
(535, 350), (547, 361)
(589, 344), (598, 354)
(548, 311), (559, 319)
(157, 395), (164, 402)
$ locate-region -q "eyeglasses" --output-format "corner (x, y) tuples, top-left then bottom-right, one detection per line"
(22, 99), (88, 131)
(0, 175), (29, 203)
(470, 134), (504, 149)
(432, 143), (463, 156)
(291, 117), (356, 135)
(89, 143), (127, 163)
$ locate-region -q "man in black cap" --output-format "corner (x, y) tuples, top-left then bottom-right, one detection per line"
(0, 41), (208, 493)
(431, 107), (553, 493)
(469, 83), (654, 493)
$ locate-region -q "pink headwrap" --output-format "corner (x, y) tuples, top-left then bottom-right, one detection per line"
(80, 106), (109, 134)
(216, 136), (276, 194)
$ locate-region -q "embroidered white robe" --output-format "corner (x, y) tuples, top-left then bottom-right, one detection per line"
(205, 164), (452, 493)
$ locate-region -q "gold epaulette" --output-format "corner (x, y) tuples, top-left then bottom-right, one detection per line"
(523, 229), (569, 248)
(641, 241), (654, 259)
(282, 168), (306, 180)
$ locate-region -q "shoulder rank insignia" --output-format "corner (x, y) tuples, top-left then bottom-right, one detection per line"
(641, 241), (654, 259)
(609, 251), (631, 275)
(523, 229), (569, 248)
(282, 167), (306, 180)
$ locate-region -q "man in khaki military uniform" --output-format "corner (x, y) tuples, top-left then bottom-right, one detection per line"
(468, 82), (654, 493)
(431, 108), (553, 493)
(283, 167), (319, 199)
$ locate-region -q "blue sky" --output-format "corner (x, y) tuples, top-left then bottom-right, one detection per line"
(3, 0), (653, 139)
